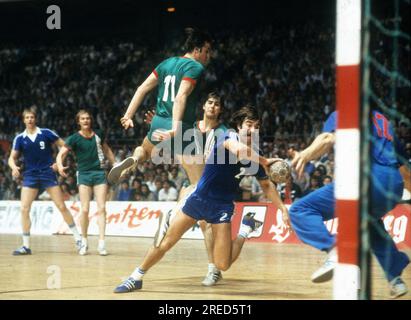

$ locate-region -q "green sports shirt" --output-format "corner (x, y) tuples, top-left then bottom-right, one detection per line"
(193, 121), (229, 160)
(153, 56), (205, 125)
(65, 129), (106, 172)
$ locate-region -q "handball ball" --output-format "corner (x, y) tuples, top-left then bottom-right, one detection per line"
(269, 160), (291, 184)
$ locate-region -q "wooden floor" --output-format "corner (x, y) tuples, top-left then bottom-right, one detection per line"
(0, 234), (410, 300)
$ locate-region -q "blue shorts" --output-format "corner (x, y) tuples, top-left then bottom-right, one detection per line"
(23, 168), (58, 190)
(181, 192), (234, 224)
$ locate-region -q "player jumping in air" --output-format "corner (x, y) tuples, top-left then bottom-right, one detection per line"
(108, 28), (228, 285)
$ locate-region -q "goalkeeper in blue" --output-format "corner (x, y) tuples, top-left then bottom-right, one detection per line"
(289, 110), (410, 299)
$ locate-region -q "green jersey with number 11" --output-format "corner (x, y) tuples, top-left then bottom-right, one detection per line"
(153, 56), (204, 125)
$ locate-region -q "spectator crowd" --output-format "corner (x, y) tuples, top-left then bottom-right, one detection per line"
(0, 21), (409, 202)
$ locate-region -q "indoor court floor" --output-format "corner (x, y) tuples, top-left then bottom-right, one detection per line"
(0, 234), (410, 300)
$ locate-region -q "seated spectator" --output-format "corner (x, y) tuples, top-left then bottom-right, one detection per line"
(316, 164), (327, 177)
(117, 181), (132, 201)
(303, 176), (322, 196)
(141, 184), (155, 201)
(130, 178), (142, 199)
(143, 171), (156, 193)
(158, 180), (178, 201)
(279, 177), (302, 203)
(160, 171), (169, 183)
(152, 179), (163, 201)
(322, 175), (333, 185)
(132, 191), (144, 201)
(251, 176), (264, 201)
(239, 176), (253, 201)
(169, 166), (185, 191)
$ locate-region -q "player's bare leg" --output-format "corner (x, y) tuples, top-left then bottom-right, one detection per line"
(94, 183), (108, 255)
(114, 210), (196, 293)
(178, 155), (224, 285)
(12, 187), (38, 255)
(20, 187), (37, 235)
(199, 220), (215, 263)
(211, 212), (264, 271)
(199, 220), (223, 286)
(154, 157), (203, 248)
(211, 223), (246, 271)
(108, 137), (154, 184)
(178, 154), (204, 184)
(78, 185), (93, 255)
(47, 185), (82, 248)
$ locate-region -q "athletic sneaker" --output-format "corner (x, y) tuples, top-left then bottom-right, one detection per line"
(114, 277), (143, 293)
(107, 157), (136, 185)
(311, 247), (337, 283)
(12, 246), (32, 256)
(389, 276), (408, 299)
(202, 270), (223, 286)
(75, 240), (82, 251)
(97, 246), (108, 256)
(153, 210), (172, 248)
(241, 212), (263, 232)
(79, 244), (88, 256)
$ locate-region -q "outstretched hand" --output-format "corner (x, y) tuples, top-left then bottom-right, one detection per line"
(151, 129), (174, 142)
(11, 166), (21, 179)
(120, 116), (134, 129)
(280, 205), (292, 232)
(291, 151), (308, 179)
(57, 164), (69, 178)
(144, 110), (156, 125)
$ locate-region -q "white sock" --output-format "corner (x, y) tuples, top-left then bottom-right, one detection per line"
(130, 267), (145, 281)
(238, 224), (252, 239)
(22, 233), (30, 248)
(81, 237), (88, 247)
(208, 263), (218, 273)
(69, 223), (81, 242)
(98, 239), (105, 249)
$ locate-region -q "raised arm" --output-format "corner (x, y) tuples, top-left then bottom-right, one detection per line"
(223, 138), (268, 167)
(151, 79), (195, 141)
(121, 73), (158, 129)
(172, 79), (195, 131)
(292, 132), (335, 177)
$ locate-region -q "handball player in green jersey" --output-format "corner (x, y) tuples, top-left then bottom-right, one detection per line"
(57, 110), (115, 256)
(107, 28), (212, 186)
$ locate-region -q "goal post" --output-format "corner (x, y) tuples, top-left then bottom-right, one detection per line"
(333, 0), (362, 300)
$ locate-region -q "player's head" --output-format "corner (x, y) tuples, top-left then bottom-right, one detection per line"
(231, 105), (260, 144)
(22, 107), (37, 129)
(184, 27), (213, 66)
(203, 92), (223, 120)
(76, 109), (93, 130)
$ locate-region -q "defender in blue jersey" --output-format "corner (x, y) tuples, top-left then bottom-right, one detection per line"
(8, 108), (82, 255)
(144, 92), (230, 286)
(114, 105), (290, 293)
(289, 110), (410, 299)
